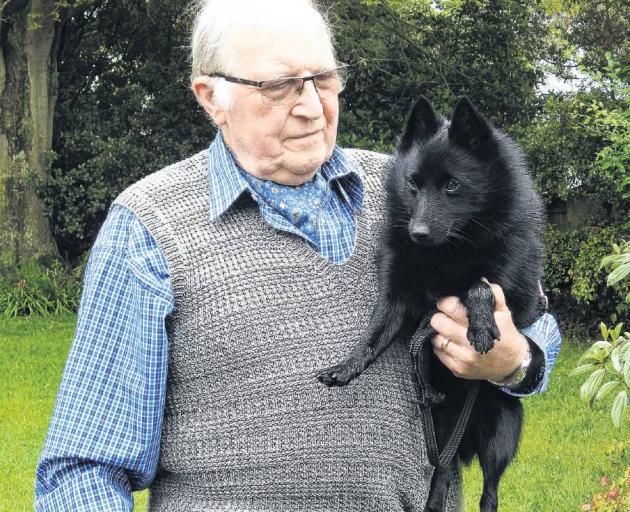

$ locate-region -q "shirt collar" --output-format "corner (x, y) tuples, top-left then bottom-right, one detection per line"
(207, 131), (364, 222)
(321, 146), (364, 215)
(207, 132), (250, 222)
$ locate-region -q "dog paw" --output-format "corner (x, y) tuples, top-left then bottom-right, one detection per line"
(317, 360), (361, 387)
(467, 321), (500, 354)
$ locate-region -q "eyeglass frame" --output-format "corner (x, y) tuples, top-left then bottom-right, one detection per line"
(203, 63), (349, 101)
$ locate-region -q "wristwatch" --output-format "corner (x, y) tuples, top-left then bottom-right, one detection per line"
(489, 340), (533, 389)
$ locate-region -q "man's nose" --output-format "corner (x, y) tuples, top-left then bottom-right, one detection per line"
(292, 80), (324, 118)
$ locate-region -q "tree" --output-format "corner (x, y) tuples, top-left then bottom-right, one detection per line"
(44, 0), (214, 262)
(324, 0), (551, 151)
(0, 0), (76, 266)
(542, 0), (630, 75)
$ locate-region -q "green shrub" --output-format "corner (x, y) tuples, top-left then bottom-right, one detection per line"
(586, 54), (630, 202)
(573, 225), (630, 510)
(602, 241), (630, 300)
(543, 225), (630, 331)
(0, 255), (86, 317)
(571, 322), (630, 428)
(570, 228), (630, 314)
(515, 92), (610, 207)
(521, 57), (628, 335)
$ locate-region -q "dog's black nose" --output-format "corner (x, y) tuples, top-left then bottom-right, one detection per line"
(410, 224), (430, 243)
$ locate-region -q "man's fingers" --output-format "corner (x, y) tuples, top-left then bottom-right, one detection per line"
(436, 296), (469, 327)
(431, 334), (463, 356)
(430, 312), (468, 346)
(432, 343), (452, 368)
(431, 336), (467, 378)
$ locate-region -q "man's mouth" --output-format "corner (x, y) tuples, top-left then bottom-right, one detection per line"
(290, 129), (323, 139)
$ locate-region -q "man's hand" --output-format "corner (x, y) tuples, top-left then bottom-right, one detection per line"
(430, 280), (528, 382)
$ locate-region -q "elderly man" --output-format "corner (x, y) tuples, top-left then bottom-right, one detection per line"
(35, 0), (561, 510)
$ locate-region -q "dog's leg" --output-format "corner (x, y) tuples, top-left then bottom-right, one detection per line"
(424, 459), (457, 512)
(476, 396), (523, 512)
(317, 294), (413, 386)
(462, 280), (500, 354)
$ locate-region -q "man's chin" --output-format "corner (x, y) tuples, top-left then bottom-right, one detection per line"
(286, 151), (328, 172)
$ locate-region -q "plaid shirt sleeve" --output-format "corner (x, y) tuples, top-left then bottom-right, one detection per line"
(34, 204), (174, 511)
(498, 312), (563, 398)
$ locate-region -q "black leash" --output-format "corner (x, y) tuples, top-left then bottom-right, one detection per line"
(410, 312), (480, 469)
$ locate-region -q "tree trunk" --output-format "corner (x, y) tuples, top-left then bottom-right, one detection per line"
(0, 0), (66, 268)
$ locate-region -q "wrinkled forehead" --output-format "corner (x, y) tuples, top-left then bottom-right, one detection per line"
(221, 5), (336, 78)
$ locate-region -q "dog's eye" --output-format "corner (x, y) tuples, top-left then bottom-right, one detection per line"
(444, 179), (460, 193)
(408, 179), (418, 192)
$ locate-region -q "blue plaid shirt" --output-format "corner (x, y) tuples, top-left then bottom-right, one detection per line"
(35, 135), (563, 511)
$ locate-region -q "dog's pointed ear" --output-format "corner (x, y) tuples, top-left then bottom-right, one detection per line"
(399, 95), (440, 152)
(449, 97), (493, 154)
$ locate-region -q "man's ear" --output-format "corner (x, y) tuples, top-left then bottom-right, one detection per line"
(191, 76), (228, 126)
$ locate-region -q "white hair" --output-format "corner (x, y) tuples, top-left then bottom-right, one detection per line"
(211, 78), (235, 110)
(189, 0), (336, 110)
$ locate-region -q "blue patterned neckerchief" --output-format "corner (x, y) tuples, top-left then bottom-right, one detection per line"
(238, 168), (329, 241)
(207, 132), (364, 263)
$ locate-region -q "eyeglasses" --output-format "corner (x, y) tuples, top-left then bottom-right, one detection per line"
(205, 64), (348, 106)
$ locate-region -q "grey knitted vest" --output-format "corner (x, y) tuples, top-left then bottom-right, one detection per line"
(112, 147), (462, 511)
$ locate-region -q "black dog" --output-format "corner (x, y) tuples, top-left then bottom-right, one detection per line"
(318, 96), (545, 511)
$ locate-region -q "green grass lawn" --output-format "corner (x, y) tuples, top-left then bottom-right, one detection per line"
(1, 314), (628, 511)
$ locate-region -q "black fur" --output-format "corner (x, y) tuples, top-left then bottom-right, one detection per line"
(317, 96), (545, 511)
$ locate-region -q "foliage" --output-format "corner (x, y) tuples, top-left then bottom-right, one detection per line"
(604, 441), (630, 470)
(572, 232), (630, 428)
(328, 0), (550, 152)
(585, 54), (630, 200)
(521, 50), (628, 333)
(570, 322), (630, 428)
(541, 0), (629, 75)
(570, 229), (630, 314)
(570, 66), (630, 497)
(543, 224), (581, 298)
(580, 467), (630, 512)
(601, 241), (630, 301)
(514, 92), (613, 208)
(0, 256), (86, 317)
(515, 90), (627, 222)
(543, 225), (630, 329)
(513, 58), (628, 259)
(43, 0), (215, 263)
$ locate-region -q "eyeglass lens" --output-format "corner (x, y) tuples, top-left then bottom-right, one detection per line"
(260, 69), (345, 105)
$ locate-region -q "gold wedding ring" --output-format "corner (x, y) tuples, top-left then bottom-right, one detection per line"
(440, 336), (451, 352)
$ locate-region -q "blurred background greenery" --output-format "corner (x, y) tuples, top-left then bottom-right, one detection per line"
(1, 0), (629, 510)
(1, 0), (628, 332)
